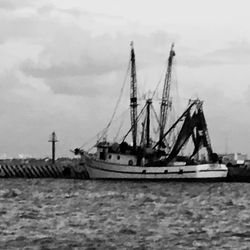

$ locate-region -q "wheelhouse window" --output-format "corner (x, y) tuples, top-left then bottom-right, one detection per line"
(99, 151), (106, 160)
(117, 155), (120, 160)
(108, 155), (112, 159)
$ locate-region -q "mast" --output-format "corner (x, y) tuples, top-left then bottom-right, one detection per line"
(158, 43), (175, 149)
(146, 99), (152, 147)
(130, 41), (137, 150)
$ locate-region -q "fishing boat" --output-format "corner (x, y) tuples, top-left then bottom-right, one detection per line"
(74, 42), (228, 180)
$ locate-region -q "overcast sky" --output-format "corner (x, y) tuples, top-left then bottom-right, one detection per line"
(1, 0), (250, 158)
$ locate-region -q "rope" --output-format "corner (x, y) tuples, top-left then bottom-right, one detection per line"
(77, 60), (130, 150)
(102, 60), (131, 138)
(122, 102), (147, 142)
(79, 107), (130, 152)
(113, 108), (130, 141)
(78, 127), (106, 150)
(151, 59), (168, 99)
(151, 104), (160, 128)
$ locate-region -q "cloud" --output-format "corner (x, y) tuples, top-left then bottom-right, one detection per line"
(244, 85), (250, 107)
(20, 30), (174, 76)
(3, 0), (250, 158)
(37, 4), (82, 18)
(0, 70), (112, 157)
(0, 0), (31, 11)
(0, 3), (87, 43)
(18, 24), (174, 95)
(0, 7), (172, 157)
(0, 16), (59, 43)
(0, 1), (17, 10)
(208, 41), (250, 64)
(43, 74), (123, 97)
(181, 41), (250, 67)
(21, 55), (126, 78)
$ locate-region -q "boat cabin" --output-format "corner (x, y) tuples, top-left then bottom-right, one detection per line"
(96, 141), (137, 166)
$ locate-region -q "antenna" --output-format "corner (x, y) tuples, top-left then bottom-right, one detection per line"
(48, 131), (58, 164)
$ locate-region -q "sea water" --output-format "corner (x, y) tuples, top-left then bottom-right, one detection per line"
(0, 179), (250, 249)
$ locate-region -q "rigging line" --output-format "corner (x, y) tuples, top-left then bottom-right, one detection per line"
(80, 107), (130, 150)
(78, 127), (107, 150)
(153, 100), (197, 149)
(151, 104), (160, 129)
(171, 59), (180, 116)
(85, 128), (109, 152)
(122, 102), (147, 143)
(113, 119), (125, 142)
(87, 144), (96, 153)
(150, 106), (158, 139)
(140, 114), (147, 146)
(102, 60), (131, 136)
(85, 111), (128, 152)
(113, 107), (130, 141)
(151, 59), (169, 99)
(152, 103), (169, 148)
(78, 61), (131, 150)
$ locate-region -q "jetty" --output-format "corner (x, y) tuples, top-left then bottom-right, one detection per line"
(0, 159), (86, 179)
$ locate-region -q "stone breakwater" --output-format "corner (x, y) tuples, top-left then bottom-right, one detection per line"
(0, 163), (87, 179)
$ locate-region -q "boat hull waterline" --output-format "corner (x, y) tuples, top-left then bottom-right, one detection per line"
(84, 158), (228, 180)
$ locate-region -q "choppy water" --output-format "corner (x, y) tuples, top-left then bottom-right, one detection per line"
(1, 179), (250, 249)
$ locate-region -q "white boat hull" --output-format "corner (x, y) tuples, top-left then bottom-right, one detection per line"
(84, 157), (228, 180)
